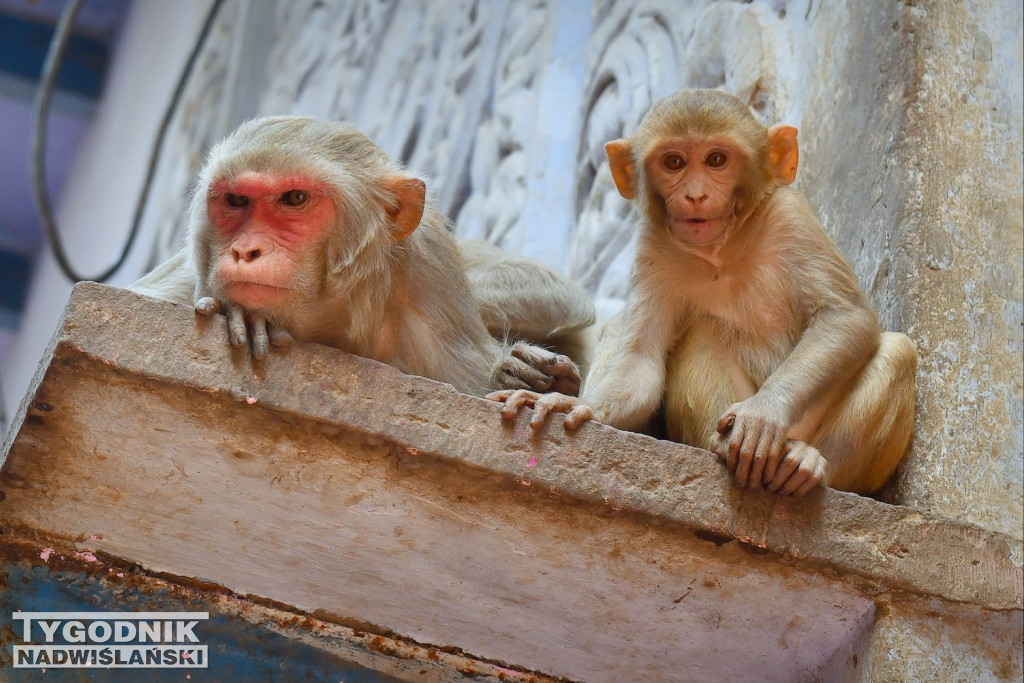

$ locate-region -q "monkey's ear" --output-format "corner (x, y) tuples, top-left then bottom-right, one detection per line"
(605, 139), (638, 200)
(382, 176), (426, 241)
(767, 125), (799, 185)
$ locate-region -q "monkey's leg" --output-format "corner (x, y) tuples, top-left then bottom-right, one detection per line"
(808, 332), (917, 494)
(663, 325), (756, 452)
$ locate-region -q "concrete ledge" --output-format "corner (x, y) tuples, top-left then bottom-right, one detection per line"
(5, 282), (1017, 609)
(0, 283), (1020, 679)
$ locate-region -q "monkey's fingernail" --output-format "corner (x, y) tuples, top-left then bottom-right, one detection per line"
(255, 345), (268, 358)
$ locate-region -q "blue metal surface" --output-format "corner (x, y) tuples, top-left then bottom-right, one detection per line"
(0, 11), (110, 98)
(1, 558), (399, 682)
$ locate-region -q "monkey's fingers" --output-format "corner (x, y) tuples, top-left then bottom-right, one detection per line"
(498, 358), (554, 393)
(496, 389), (544, 420)
(548, 361), (582, 397)
(195, 297), (222, 316)
(485, 389), (515, 403)
(731, 421), (764, 487)
(761, 429), (790, 484)
(749, 427), (785, 488)
(530, 393), (581, 429)
(508, 343), (581, 395)
(249, 316), (271, 359)
(766, 445), (800, 492)
(771, 442), (827, 495)
(511, 345), (581, 396)
(562, 404), (595, 430)
(226, 305), (248, 347)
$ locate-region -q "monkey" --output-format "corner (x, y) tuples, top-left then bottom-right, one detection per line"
(131, 116), (593, 397)
(490, 89), (917, 497)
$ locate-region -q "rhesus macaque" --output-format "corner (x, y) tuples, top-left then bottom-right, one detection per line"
(131, 116), (593, 397)
(492, 89), (917, 496)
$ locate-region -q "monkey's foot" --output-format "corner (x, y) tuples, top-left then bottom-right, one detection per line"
(195, 297), (294, 359)
(494, 342), (582, 396)
(485, 389), (594, 430)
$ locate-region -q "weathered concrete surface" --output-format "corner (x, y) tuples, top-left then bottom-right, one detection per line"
(0, 283), (1021, 681)
(887, 0), (1024, 542)
(793, 0), (1023, 541)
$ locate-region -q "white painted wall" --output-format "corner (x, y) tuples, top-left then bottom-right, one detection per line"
(0, 0), (213, 424)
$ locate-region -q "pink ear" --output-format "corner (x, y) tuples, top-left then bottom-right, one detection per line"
(767, 125), (799, 185)
(382, 176), (426, 241)
(605, 139), (638, 200)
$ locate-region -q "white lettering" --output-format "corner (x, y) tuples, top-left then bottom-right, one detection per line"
(87, 621), (112, 643)
(138, 621), (160, 643)
(38, 620), (60, 643)
(177, 621), (200, 643)
(114, 621), (137, 643)
(63, 621), (85, 643)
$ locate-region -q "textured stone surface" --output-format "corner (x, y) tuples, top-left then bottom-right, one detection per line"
(1, 284), (1021, 680)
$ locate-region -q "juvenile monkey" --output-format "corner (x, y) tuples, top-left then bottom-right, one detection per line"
(132, 116), (593, 397)
(492, 89), (917, 496)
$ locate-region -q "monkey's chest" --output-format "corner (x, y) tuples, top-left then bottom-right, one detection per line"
(686, 271), (798, 352)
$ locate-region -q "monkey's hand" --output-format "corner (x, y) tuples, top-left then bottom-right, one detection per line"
(485, 389), (595, 430)
(714, 398), (791, 489)
(195, 297), (294, 359)
(493, 342), (582, 396)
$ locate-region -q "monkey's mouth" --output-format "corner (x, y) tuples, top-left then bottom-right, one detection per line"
(669, 216), (728, 246)
(223, 281), (292, 309)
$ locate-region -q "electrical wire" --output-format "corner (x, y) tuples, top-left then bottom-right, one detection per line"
(31, 0), (226, 284)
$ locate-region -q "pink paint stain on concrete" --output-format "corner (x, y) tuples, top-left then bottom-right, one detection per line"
(77, 551), (98, 563)
(40, 548), (53, 563)
(492, 666), (522, 677)
(527, 458), (537, 468)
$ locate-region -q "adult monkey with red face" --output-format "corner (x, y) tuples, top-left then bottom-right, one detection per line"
(492, 89), (917, 496)
(132, 116), (592, 397)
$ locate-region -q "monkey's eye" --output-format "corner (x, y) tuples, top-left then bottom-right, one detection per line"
(705, 151), (728, 168)
(663, 154), (686, 171)
(280, 190), (309, 206)
(225, 193), (249, 207)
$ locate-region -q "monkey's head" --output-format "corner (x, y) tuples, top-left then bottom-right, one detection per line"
(188, 116), (426, 324)
(605, 89), (798, 248)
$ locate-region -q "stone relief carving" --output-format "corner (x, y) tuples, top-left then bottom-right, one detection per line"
(258, 0), (559, 252)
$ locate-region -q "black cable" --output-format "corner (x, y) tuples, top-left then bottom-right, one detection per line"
(0, 367), (7, 439)
(31, 0), (226, 283)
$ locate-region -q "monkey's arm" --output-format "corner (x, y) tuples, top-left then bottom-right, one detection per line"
(490, 289), (676, 432)
(576, 299), (674, 431)
(128, 248), (196, 305)
(718, 299), (879, 487)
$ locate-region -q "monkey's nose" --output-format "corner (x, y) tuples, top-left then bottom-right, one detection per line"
(232, 247), (262, 263)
